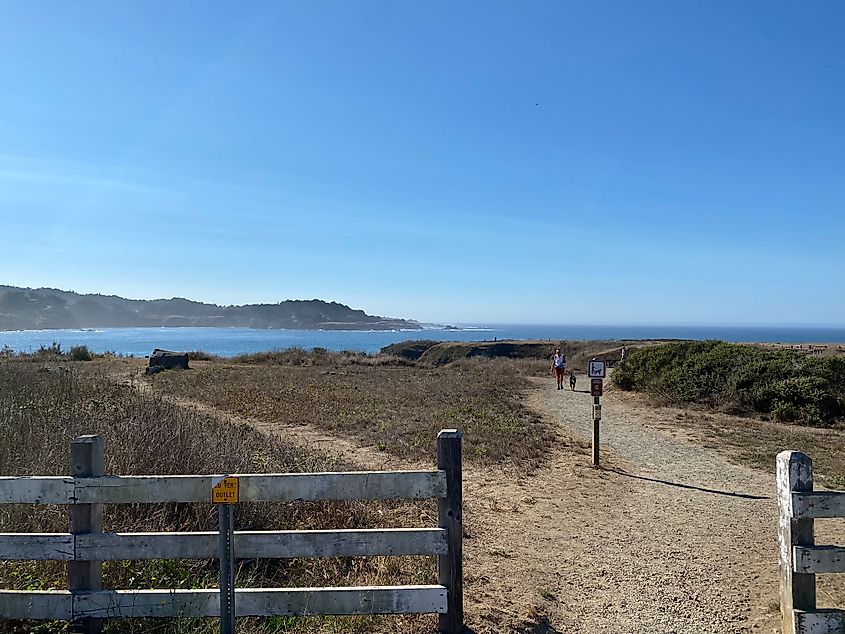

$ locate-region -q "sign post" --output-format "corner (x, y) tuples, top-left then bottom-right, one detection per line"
(587, 361), (606, 467)
(212, 476), (239, 634)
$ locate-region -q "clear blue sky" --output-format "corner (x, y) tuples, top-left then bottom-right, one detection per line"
(1, 1), (843, 325)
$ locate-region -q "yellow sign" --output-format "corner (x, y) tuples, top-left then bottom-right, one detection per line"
(212, 476), (240, 504)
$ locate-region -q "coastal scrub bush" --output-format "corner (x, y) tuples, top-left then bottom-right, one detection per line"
(185, 350), (219, 361)
(1, 343), (95, 362)
(613, 341), (845, 427)
(379, 340), (441, 361)
(33, 341), (63, 360)
(230, 347), (412, 367)
(69, 345), (92, 361)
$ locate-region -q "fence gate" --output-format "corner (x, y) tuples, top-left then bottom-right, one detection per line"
(0, 430), (463, 633)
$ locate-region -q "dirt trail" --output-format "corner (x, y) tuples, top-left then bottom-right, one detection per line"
(460, 379), (781, 633)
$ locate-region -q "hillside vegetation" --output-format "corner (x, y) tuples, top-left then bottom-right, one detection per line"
(0, 285), (419, 330)
(381, 339), (642, 369)
(613, 341), (845, 427)
(379, 340), (441, 361)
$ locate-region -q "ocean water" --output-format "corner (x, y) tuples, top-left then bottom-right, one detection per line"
(1, 324), (844, 357)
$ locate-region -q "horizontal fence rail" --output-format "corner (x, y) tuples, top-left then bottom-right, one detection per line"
(0, 586), (449, 619)
(777, 450), (845, 634)
(793, 546), (845, 575)
(0, 476), (73, 504)
(0, 528), (449, 561)
(791, 491), (845, 519)
(0, 431), (464, 634)
(0, 470), (447, 504)
(794, 610), (845, 632)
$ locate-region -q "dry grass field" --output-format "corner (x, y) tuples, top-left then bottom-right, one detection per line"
(650, 400), (845, 490)
(146, 355), (557, 469)
(0, 360), (437, 634)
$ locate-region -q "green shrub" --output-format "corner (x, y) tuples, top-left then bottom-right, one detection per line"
(185, 350), (219, 361)
(613, 341), (845, 427)
(379, 340), (440, 360)
(33, 341), (63, 359)
(771, 401), (798, 423)
(230, 347), (412, 367)
(69, 345), (92, 361)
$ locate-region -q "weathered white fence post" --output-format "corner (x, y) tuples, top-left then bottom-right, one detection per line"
(777, 450), (816, 634)
(437, 429), (463, 634)
(69, 435), (105, 634)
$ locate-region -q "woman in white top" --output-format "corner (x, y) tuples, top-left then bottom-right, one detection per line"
(551, 348), (566, 390)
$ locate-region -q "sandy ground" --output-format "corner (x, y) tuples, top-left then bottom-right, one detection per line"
(459, 379), (784, 633)
(134, 368), (845, 633)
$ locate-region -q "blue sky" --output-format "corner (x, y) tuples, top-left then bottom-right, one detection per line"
(1, 1), (843, 325)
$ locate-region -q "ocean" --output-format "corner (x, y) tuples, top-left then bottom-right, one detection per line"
(1, 325), (844, 357)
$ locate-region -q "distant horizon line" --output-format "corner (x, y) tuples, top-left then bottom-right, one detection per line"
(3, 323), (845, 333)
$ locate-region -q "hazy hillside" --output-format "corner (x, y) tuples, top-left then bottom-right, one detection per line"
(0, 285), (421, 331)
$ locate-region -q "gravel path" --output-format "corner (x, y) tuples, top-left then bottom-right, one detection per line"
(461, 378), (782, 633)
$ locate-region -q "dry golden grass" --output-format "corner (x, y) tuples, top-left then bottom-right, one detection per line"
(231, 348), (412, 367)
(0, 360), (439, 634)
(147, 356), (557, 469)
(667, 407), (845, 490)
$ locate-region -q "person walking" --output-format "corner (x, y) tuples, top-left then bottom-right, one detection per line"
(551, 348), (566, 390)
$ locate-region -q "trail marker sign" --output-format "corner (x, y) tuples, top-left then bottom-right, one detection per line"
(588, 362), (606, 468)
(212, 476), (240, 504)
(588, 360), (606, 379)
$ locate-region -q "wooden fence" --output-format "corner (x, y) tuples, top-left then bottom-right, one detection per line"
(0, 430), (463, 633)
(777, 450), (845, 634)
